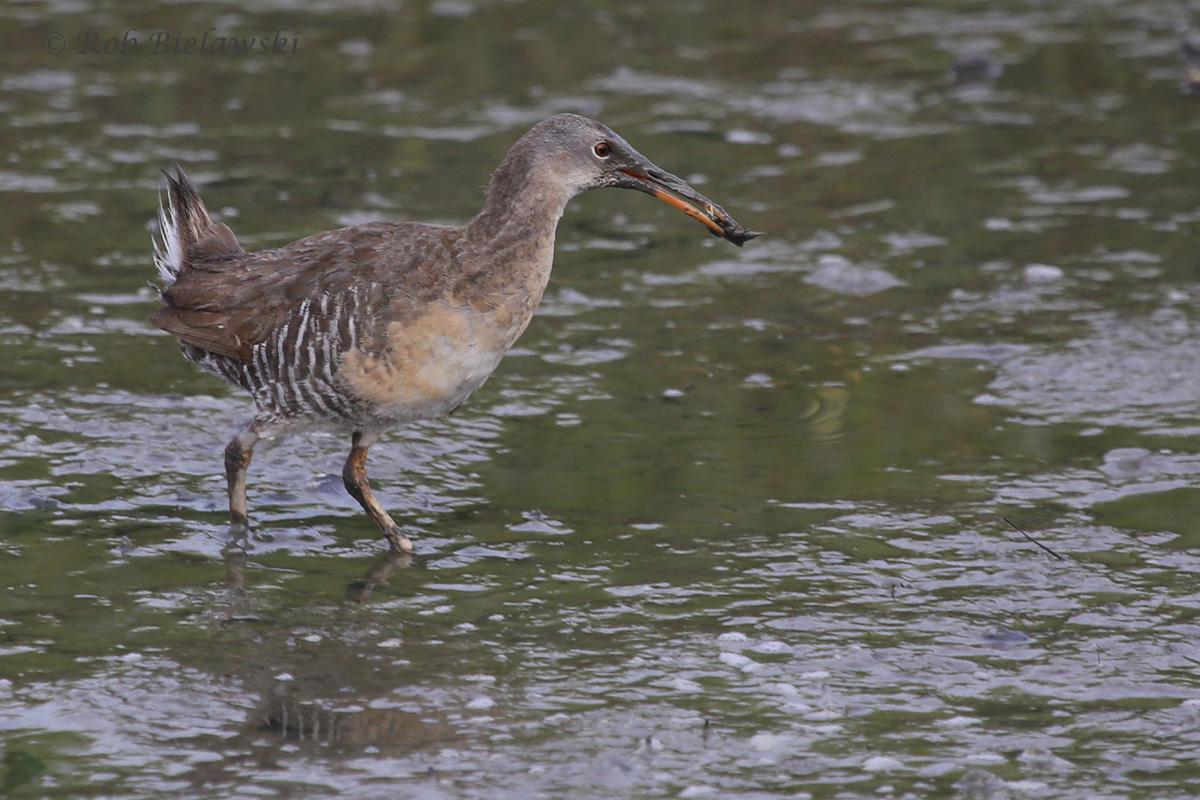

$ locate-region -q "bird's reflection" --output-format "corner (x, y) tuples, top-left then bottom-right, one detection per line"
(260, 678), (450, 747)
(345, 549), (413, 602)
(218, 527), (414, 602)
(220, 530), (249, 593)
(203, 531), (449, 757)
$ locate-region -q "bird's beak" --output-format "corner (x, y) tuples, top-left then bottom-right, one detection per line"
(615, 160), (762, 247)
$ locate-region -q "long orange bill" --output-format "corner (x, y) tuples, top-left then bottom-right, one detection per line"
(617, 167), (762, 247)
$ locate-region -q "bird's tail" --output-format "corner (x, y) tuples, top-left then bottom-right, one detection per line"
(153, 166), (244, 286)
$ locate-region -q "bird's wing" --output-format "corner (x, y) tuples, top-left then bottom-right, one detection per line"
(152, 222), (460, 361)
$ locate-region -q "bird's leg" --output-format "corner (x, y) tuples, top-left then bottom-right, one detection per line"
(342, 431), (414, 552)
(224, 429), (259, 530)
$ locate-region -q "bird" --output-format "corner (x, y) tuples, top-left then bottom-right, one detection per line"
(151, 113), (760, 552)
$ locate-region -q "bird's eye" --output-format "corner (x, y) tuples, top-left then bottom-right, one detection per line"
(593, 141), (611, 158)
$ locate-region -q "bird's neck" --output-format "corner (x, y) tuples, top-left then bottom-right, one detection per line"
(461, 157), (577, 305)
(466, 154), (576, 247)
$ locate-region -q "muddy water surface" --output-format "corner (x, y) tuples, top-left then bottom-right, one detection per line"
(3, 1), (1200, 798)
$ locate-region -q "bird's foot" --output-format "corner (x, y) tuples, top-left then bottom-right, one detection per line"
(385, 526), (415, 553)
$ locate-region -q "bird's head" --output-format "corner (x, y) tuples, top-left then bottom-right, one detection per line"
(515, 114), (762, 246)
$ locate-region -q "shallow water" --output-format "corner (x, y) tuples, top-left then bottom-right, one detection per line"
(4, 0), (1200, 797)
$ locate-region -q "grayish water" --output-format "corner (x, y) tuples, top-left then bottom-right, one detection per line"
(3, 0), (1200, 797)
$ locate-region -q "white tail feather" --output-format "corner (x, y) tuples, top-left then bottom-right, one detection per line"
(152, 190), (183, 284)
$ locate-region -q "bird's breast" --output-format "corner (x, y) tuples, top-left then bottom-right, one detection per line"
(337, 299), (527, 422)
